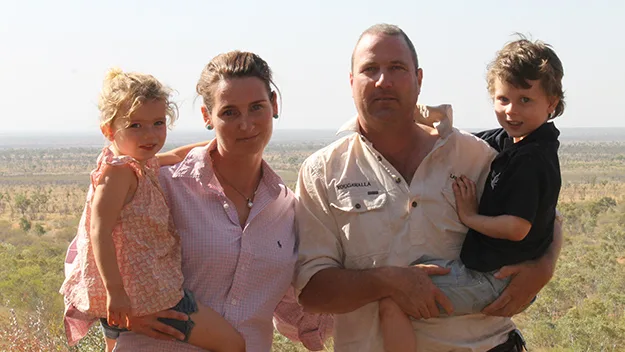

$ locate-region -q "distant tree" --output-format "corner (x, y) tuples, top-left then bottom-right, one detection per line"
(30, 188), (50, 214)
(19, 217), (31, 232)
(34, 224), (46, 236)
(14, 193), (32, 218)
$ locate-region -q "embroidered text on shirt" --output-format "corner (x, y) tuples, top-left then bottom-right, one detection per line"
(336, 181), (372, 190)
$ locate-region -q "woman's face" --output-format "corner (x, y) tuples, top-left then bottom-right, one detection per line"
(203, 77), (276, 158)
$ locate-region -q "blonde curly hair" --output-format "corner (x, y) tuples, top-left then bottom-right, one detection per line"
(98, 68), (178, 136)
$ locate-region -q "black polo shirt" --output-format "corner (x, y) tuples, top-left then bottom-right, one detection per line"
(460, 122), (561, 272)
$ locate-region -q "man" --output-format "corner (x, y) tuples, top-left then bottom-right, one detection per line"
(294, 24), (562, 351)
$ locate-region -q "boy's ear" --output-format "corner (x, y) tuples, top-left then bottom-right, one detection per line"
(548, 97), (560, 114)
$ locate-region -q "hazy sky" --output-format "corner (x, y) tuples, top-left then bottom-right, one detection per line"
(1, 0), (623, 134)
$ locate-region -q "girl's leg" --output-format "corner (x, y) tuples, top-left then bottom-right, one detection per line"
(187, 302), (246, 352)
(104, 337), (117, 352)
(379, 297), (417, 352)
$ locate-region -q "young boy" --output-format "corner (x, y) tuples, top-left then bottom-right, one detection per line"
(380, 36), (564, 352)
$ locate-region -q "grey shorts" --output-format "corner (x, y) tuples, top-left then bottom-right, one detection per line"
(413, 256), (512, 315)
(100, 289), (198, 341)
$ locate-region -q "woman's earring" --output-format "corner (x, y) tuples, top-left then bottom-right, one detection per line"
(273, 114), (279, 119)
(206, 124), (213, 130)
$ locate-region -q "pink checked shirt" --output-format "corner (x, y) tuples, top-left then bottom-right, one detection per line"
(113, 141), (332, 352)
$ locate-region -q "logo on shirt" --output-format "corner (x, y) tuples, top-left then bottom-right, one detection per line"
(336, 181), (371, 191)
(490, 171), (501, 190)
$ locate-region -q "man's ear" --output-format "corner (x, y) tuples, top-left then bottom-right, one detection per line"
(416, 68), (423, 96)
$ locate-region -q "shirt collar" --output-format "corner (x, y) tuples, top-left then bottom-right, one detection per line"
(169, 139), (284, 197)
(336, 112), (454, 139)
(503, 122), (560, 151)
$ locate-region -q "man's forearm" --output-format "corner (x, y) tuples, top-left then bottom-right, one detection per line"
(541, 218), (563, 273)
(299, 267), (392, 314)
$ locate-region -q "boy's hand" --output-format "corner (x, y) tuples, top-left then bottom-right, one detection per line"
(452, 175), (478, 224)
(107, 287), (132, 329)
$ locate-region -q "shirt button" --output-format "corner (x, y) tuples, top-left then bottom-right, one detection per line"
(231, 299), (238, 305)
(395, 177), (401, 184)
(223, 203), (229, 209)
(355, 203), (361, 209)
(377, 155), (382, 161)
(411, 201), (418, 208)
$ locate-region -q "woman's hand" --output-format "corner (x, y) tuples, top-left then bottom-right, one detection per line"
(128, 310), (189, 341)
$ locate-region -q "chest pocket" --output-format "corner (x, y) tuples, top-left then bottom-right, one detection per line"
(438, 180), (470, 250)
(329, 190), (391, 267)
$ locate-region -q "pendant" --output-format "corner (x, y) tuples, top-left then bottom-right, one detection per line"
(247, 199), (253, 208)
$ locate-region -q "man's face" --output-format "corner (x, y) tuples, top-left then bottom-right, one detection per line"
(350, 33), (422, 128)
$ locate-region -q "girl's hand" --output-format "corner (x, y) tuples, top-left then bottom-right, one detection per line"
(107, 287), (132, 329)
(452, 175), (478, 224)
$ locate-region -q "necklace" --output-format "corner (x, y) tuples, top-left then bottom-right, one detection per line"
(214, 166), (263, 208)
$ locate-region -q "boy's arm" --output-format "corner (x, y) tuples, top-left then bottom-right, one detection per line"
(453, 175), (531, 241)
(156, 140), (210, 166)
(90, 164), (135, 327)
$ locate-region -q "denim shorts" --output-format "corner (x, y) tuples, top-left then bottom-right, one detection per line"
(100, 289), (198, 342)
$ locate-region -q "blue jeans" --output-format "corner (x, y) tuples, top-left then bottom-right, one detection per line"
(100, 289), (197, 341)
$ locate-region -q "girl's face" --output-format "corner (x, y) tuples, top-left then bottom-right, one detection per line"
(106, 99), (168, 163)
(203, 77), (277, 158)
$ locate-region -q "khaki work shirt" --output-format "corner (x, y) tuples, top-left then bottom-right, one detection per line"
(295, 117), (515, 351)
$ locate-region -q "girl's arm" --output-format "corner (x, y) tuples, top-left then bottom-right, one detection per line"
(90, 164), (136, 328)
(156, 140), (211, 166)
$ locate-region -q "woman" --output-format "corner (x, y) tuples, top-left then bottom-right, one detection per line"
(102, 51), (332, 351)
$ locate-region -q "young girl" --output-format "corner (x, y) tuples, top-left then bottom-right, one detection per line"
(60, 68), (245, 352)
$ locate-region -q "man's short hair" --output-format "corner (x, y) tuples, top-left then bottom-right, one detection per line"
(351, 24), (419, 73)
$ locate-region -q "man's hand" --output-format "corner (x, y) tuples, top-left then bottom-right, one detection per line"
(386, 264), (454, 319)
(452, 175), (478, 224)
(128, 310), (189, 341)
(482, 258), (553, 317)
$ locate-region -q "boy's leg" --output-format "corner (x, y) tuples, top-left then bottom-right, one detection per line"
(159, 290), (245, 352)
(379, 297), (417, 352)
(412, 257), (509, 316)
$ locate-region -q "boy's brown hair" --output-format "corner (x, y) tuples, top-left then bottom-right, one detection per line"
(487, 35), (565, 118)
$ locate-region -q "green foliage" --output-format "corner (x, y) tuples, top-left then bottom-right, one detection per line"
(1, 143), (625, 351)
(517, 199), (625, 351)
(34, 223), (46, 236)
(19, 216), (31, 232)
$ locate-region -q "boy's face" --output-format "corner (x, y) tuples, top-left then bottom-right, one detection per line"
(492, 78), (559, 142)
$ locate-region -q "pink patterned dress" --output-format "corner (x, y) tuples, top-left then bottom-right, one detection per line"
(60, 147), (184, 345)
